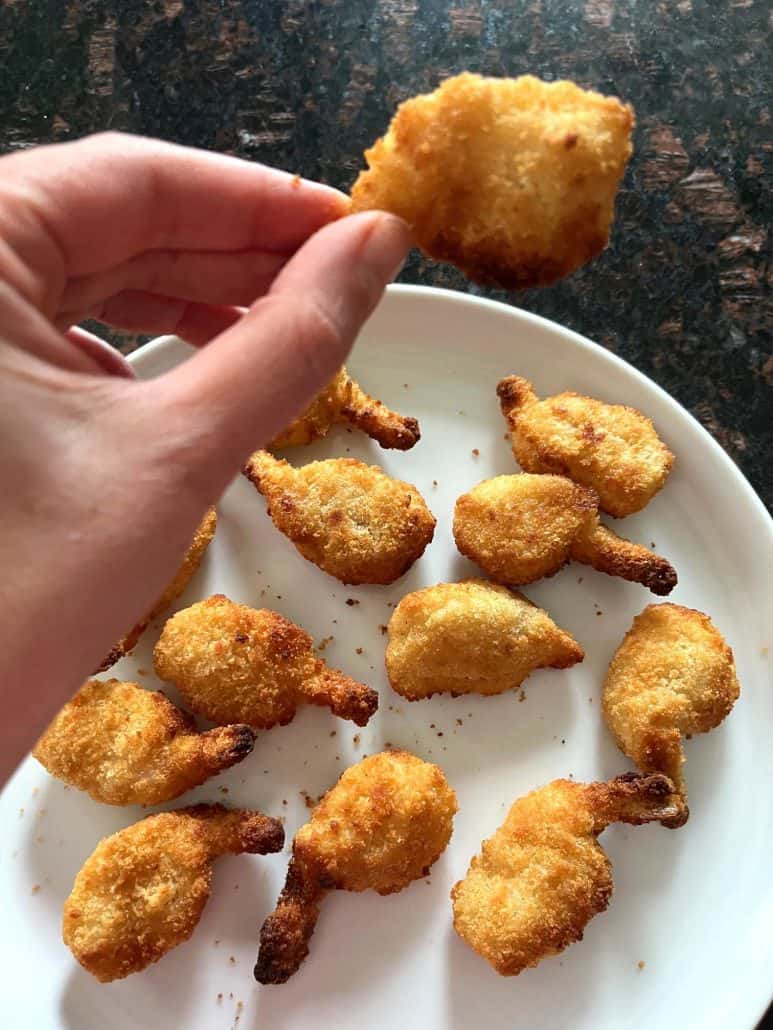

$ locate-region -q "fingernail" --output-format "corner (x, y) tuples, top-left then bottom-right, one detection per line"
(358, 212), (413, 283)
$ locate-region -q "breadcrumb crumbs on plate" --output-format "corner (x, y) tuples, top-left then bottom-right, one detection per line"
(519, 690), (526, 702)
(219, 786), (229, 794)
(31, 884), (40, 894)
(137, 668), (148, 677)
(456, 718), (463, 726)
(638, 960), (646, 970)
(355, 647), (363, 655)
(217, 993), (223, 1002)
(762, 646), (769, 656)
(432, 479), (438, 487)
(379, 624), (388, 635)
(318, 635), (334, 651)
(346, 598), (360, 606)
(472, 448), (480, 457)
(353, 734), (361, 748)
(229, 956), (236, 965)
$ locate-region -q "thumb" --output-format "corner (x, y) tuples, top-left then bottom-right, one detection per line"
(158, 210), (411, 486)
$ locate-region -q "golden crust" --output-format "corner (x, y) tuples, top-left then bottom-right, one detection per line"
(153, 594), (378, 729)
(63, 804), (284, 982)
(385, 578), (583, 700)
(451, 773), (684, 976)
(95, 507), (217, 672)
(244, 451), (435, 585)
(453, 473), (676, 594)
(255, 751), (457, 984)
(497, 377), (674, 517)
(603, 603), (740, 821)
(33, 678), (255, 806)
(351, 73), (633, 289)
(270, 367), (420, 451)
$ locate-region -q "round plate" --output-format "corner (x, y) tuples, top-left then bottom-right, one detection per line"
(3, 285), (771, 1030)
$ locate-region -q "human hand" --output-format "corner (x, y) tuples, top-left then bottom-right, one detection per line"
(0, 133), (411, 780)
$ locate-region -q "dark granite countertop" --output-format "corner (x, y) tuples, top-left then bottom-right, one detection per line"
(1, 1), (771, 1022)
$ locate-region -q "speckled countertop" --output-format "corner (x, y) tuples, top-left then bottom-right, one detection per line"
(1, 0), (770, 512)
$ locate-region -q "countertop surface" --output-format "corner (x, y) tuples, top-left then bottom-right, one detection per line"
(1, 1), (771, 1024)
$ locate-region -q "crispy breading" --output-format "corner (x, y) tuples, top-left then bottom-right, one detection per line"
(497, 377), (674, 517)
(96, 507), (217, 672)
(63, 804), (284, 982)
(453, 473), (677, 594)
(244, 451), (435, 585)
(451, 773), (685, 976)
(350, 73), (633, 289)
(270, 366), (420, 450)
(603, 603), (739, 824)
(385, 579), (583, 700)
(153, 594), (378, 729)
(33, 678), (255, 805)
(255, 750), (457, 984)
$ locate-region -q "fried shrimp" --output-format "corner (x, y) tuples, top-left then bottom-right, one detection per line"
(497, 377), (674, 517)
(385, 579), (583, 700)
(244, 451), (435, 585)
(33, 678), (255, 805)
(96, 507), (217, 671)
(63, 804), (284, 982)
(255, 750), (457, 984)
(453, 473), (677, 594)
(451, 773), (685, 976)
(270, 366), (420, 450)
(153, 594), (378, 729)
(603, 603), (740, 824)
(351, 73), (633, 288)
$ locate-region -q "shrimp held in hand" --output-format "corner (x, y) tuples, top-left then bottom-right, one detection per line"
(96, 507), (217, 671)
(33, 678), (255, 805)
(270, 366), (420, 450)
(453, 473), (676, 594)
(351, 73), (633, 289)
(451, 773), (685, 976)
(244, 451), (435, 585)
(604, 603), (739, 825)
(498, 377), (673, 517)
(255, 750), (457, 984)
(63, 804), (284, 982)
(385, 579), (583, 700)
(153, 594), (378, 729)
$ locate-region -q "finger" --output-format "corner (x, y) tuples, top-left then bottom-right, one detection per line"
(159, 211), (411, 496)
(0, 133), (349, 311)
(64, 327), (136, 378)
(58, 248), (288, 318)
(63, 293), (246, 346)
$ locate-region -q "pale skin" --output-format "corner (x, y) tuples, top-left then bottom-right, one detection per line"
(0, 133), (411, 782)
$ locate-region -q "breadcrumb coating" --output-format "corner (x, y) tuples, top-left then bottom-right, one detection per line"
(497, 377), (674, 517)
(351, 73), (633, 288)
(255, 751), (457, 983)
(33, 678), (255, 805)
(451, 773), (685, 976)
(385, 578), (583, 700)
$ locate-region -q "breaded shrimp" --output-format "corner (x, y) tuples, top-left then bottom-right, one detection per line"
(270, 366), (420, 450)
(497, 377), (674, 517)
(451, 773), (685, 976)
(603, 603), (739, 824)
(33, 678), (255, 806)
(244, 451), (435, 585)
(153, 594), (378, 729)
(351, 73), (633, 288)
(63, 804), (284, 982)
(96, 507), (217, 671)
(453, 473), (676, 594)
(385, 579), (583, 700)
(255, 750), (457, 984)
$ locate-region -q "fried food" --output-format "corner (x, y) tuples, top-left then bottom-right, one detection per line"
(453, 473), (677, 594)
(603, 603), (739, 825)
(497, 377), (674, 517)
(96, 507), (217, 671)
(33, 678), (255, 806)
(153, 594), (378, 729)
(255, 750), (457, 983)
(451, 773), (685, 976)
(350, 73), (634, 289)
(63, 804), (284, 982)
(244, 451), (435, 585)
(270, 366), (420, 450)
(385, 579), (583, 700)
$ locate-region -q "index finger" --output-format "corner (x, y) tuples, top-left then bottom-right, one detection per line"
(0, 132), (349, 284)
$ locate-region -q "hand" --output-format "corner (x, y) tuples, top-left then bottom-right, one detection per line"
(0, 132), (411, 780)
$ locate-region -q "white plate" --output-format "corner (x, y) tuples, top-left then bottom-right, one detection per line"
(2, 285), (771, 1030)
